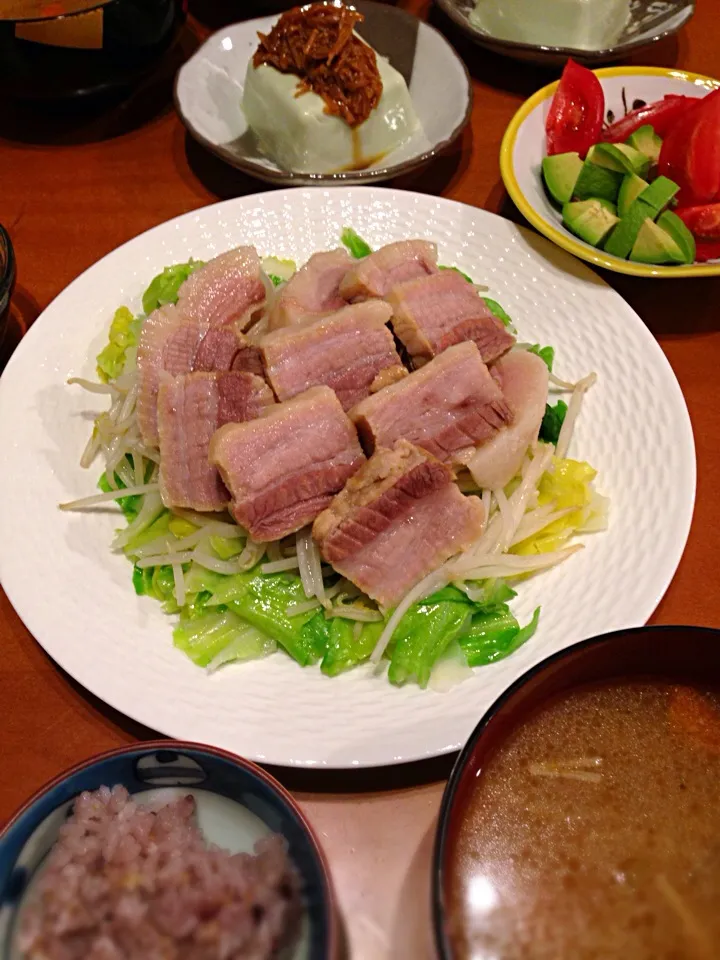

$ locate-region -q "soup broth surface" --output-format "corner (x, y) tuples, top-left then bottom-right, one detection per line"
(448, 681), (720, 959)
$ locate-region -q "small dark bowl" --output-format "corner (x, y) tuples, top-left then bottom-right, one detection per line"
(0, 741), (339, 959)
(0, 0), (187, 100)
(433, 625), (720, 958)
(0, 225), (16, 350)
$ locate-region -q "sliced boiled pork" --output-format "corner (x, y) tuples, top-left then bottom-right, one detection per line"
(193, 327), (262, 375)
(313, 440), (485, 609)
(261, 301), (402, 411)
(177, 247), (266, 331)
(158, 372), (274, 512)
(456, 350), (549, 490)
(387, 270), (515, 366)
(339, 240), (438, 300)
(268, 249), (351, 330)
(137, 305), (195, 447)
(138, 314), (265, 447)
(209, 386), (365, 542)
(349, 341), (512, 462)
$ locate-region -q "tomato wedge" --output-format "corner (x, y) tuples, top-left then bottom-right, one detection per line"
(658, 97), (706, 205)
(676, 203), (720, 240)
(695, 239), (720, 262)
(545, 60), (604, 158)
(659, 89), (720, 205)
(601, 94), (694, 142)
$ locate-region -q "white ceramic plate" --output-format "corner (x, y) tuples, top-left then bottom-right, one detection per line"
(0, 187), (696, 768)
(501, 67), (720, 278)
(174, 2), (472, 185)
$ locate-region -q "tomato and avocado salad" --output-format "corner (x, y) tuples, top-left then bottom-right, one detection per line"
(541, 60), (720, 266)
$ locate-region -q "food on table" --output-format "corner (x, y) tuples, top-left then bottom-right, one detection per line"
(456, 350), (549, 490)
(158, 371), (275, 512)
(658, 88), (720, 205)
(242, 3), (421, 174)
(17, 785), (300, 960)
(136, 250), (269, 445)
(193, 327), (259, 374)
(65, 232), (607, 687)
(446, 680), (720, 959)
(175, 246), (266, 330)
(313, 440), (486, 608)
(540, 60), (720, 264)
(268, 248), (351, 330)
(387, 270), (516, 366)
(545, 58), (605, 158)
(469, 0), (629, 51)
(349, 341), (512, 462)
(210, 386), (366, 542)
(261, 300), (401, 410)
(339, 239), (438, 300)
(601, 94), (696, 142)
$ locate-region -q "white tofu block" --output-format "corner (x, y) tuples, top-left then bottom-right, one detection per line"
(242, 51), (421, 174)
(470, 0), (630, 51)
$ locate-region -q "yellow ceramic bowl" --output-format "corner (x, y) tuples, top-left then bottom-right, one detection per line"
(500, 66), (720, 278)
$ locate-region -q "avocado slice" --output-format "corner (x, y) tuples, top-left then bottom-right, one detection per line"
(588, 142), (650, 178)
(630, 218), (686, 264)
(573, 160), (623, 203)
(562, 198), (619, 247)
(637, 175), (680, 215)
(542, 152), (584, 205)
(604, 198), (655, 259)
(627, 124), (663, 165)
(657, 210), (697, 264)
(618, 173), (649, 217)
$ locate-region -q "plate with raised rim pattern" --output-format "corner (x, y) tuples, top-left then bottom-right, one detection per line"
(435, 0), (695, 66)
(0, 187), (695, 768)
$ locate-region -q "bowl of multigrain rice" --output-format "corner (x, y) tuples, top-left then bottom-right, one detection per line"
(0, 741), (338, 960)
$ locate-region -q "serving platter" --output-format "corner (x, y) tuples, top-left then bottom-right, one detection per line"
(0, 187), (695, 768)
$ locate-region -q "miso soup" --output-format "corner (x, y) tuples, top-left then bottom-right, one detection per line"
(447, 681), (720, 959)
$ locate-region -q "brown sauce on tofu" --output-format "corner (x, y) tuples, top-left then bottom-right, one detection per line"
(253, 2), (383, 128)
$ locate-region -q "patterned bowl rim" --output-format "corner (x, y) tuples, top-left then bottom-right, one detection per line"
(0, 739), (339, 960)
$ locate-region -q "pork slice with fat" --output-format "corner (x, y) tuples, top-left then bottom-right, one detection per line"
(209, 386), (366, 541)
(388, 271), (515, 367)
(158, 372), (274, 512)
(349, 341), (512, 463)
(261, 300), (401, 411)
(313, 440), (485, 608)
(339, 240), (438, 301)
(268, 248), (352, 330)
(456, 350), (549, 490)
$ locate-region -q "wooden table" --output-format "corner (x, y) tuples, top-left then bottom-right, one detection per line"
(1, 1), (719, 956)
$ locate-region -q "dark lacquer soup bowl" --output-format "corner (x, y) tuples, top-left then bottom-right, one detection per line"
(433, 625), (720, 960)
(0, 225), (15, 349)
(0, 741), (338, 959)
(0, 0), (187, 100)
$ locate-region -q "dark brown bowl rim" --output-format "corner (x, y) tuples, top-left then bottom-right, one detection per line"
(0, 224), (16, 314)
(434, 0), (696, 63)
(0, 739), (340, 960)
(431, 623), (720, 959)
(173, 1), (473, 186)
(0, 0), (135, 25)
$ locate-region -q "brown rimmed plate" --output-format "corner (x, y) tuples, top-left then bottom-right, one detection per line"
(174, 1), (472, 185)
(435, 0), (695, 66)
